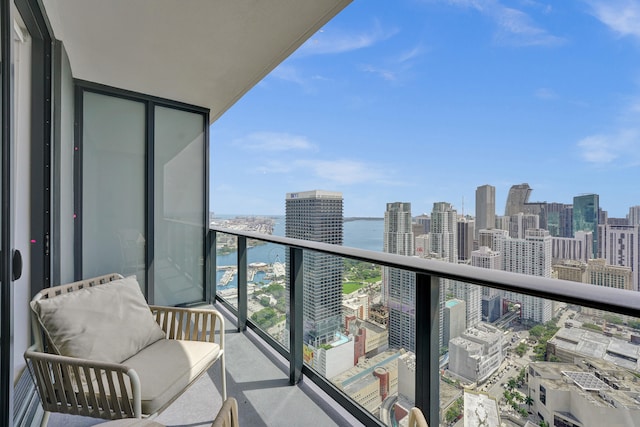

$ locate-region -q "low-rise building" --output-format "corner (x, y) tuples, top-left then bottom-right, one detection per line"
(448, 323), (503, 382)
(332, 349), (402, 414)
(547, 327), (640, 372)
(528, 360), (640, 427)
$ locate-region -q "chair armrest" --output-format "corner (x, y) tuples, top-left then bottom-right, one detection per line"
(148, 305), (224, 349)
(24, 347), (142, 419)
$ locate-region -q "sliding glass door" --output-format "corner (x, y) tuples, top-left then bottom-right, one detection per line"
(77, 84), (208, 306)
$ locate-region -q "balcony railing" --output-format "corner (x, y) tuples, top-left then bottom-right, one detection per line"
(209, 225), (640, 426)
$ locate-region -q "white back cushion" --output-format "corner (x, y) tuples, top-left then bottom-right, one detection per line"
(31, 276), (165, 363)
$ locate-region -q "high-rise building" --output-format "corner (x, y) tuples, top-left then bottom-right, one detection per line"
(478, 228), (508, 254)
(450, 281), (482, 330)
(546, 202), (568, 237)
(495, 215), (510, 232)
(504, 183), (532, 216)
(457, 218), (475, 262)
(383, 202), (416, 351)
(573, 194), (599, 258)
(414, 214), (430, 235)
(502, 229), (553, 324)
(559, 205), (574, 238)
(508, 213), (539, 239)
(472, 246), (502, 321)
(475, 185), (495, 239)
(431, 202), (457, 262)
(285, 190), (343, 344)
(629, 206), (640, 226)
(551, 231), (592, 263)
(598, 224), (640, 292)
(431, 202), (457, 346)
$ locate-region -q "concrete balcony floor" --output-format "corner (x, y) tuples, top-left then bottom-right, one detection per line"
(47, 304), (364, 427)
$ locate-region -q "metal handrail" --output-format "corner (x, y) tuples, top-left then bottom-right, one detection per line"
(210, 225), (640, 426)
(210, 225), (640, 317)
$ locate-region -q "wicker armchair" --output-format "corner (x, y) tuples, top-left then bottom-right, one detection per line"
(408, 407), (428, 427)
(25, 273), (226, 426)
(211, 397), (239, 427)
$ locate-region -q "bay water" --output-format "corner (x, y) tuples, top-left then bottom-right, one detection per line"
(216, 217), (384, 289)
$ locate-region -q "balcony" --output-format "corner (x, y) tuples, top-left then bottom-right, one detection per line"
(21, 225), (640, 427)
(203, 226), (640, 426)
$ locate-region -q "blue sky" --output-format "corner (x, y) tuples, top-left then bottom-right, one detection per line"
(211, 0), (640, 218)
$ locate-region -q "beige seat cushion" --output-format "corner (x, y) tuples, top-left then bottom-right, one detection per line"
(31, 276), (165, 363)
(122, 338), (221, 415)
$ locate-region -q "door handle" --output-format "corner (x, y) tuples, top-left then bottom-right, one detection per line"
(12, 249), (22, 281)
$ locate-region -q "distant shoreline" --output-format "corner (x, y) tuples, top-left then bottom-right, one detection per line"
(212, 213), (383, 222)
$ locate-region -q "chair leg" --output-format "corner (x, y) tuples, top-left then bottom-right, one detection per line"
(221, 355), (227, 401)
(40, 411), (50, 427)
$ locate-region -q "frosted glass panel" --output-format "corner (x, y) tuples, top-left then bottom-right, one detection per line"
(154, 106), (205, 305)
(82, 92), (146, 288)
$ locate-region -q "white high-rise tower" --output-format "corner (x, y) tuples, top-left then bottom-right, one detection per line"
(384, 202), (416, 351)
(502, 229), (553, 323)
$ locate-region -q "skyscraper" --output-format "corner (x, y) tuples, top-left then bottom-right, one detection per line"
(285, 190), (343, 344)
(475, 185), (495, 239)
(629, 206), (640, 226)
(598, 224), (640, 292)
(502, 229), (553, 324)
(457, 218), (475, 262)
(573, 194), (599, 258)
(504, 183), (532, 216)
(383, 202), (416, 351)
(431, 202), (458, 262)
(431, 202), (458, 346)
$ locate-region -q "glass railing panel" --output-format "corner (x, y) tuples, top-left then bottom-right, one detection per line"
(442, 282), (640, 427)
(299, 252), (398, 423)
(247, 241), (288, 349)
(215, 231), (239, 309)
(210, 227), (640, 427)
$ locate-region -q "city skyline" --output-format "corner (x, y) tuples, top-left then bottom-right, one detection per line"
(211, 0), (640, 218)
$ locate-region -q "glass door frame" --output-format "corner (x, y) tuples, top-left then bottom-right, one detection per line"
(0, 0), (12, 422)
(74, 81), (210, 306)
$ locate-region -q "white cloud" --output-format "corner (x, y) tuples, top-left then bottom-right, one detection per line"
(494, 6), (565, 46)
(577, 129), (640, 164)
(296, 159), (385, 185)
(585, 0), (640, 40)
(361, 65), (398, 81)
(296, 22), (398, 56)
(233, 132), (317, 152)
(396, 45), (425, 63)
(270, 65), (307, 86)
(442, 0), (565, 46)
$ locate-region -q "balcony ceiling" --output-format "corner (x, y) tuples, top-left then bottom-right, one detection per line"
(43, 0), (351, 123)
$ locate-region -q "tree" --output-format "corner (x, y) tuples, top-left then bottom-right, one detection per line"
(525, 395), (534, 409)
(529, 325), (545, 338)
(508, 378), (518, 390)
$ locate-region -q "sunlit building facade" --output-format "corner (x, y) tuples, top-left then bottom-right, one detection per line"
(384, 202), (416, 351)
(286, 190), (344, 344)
